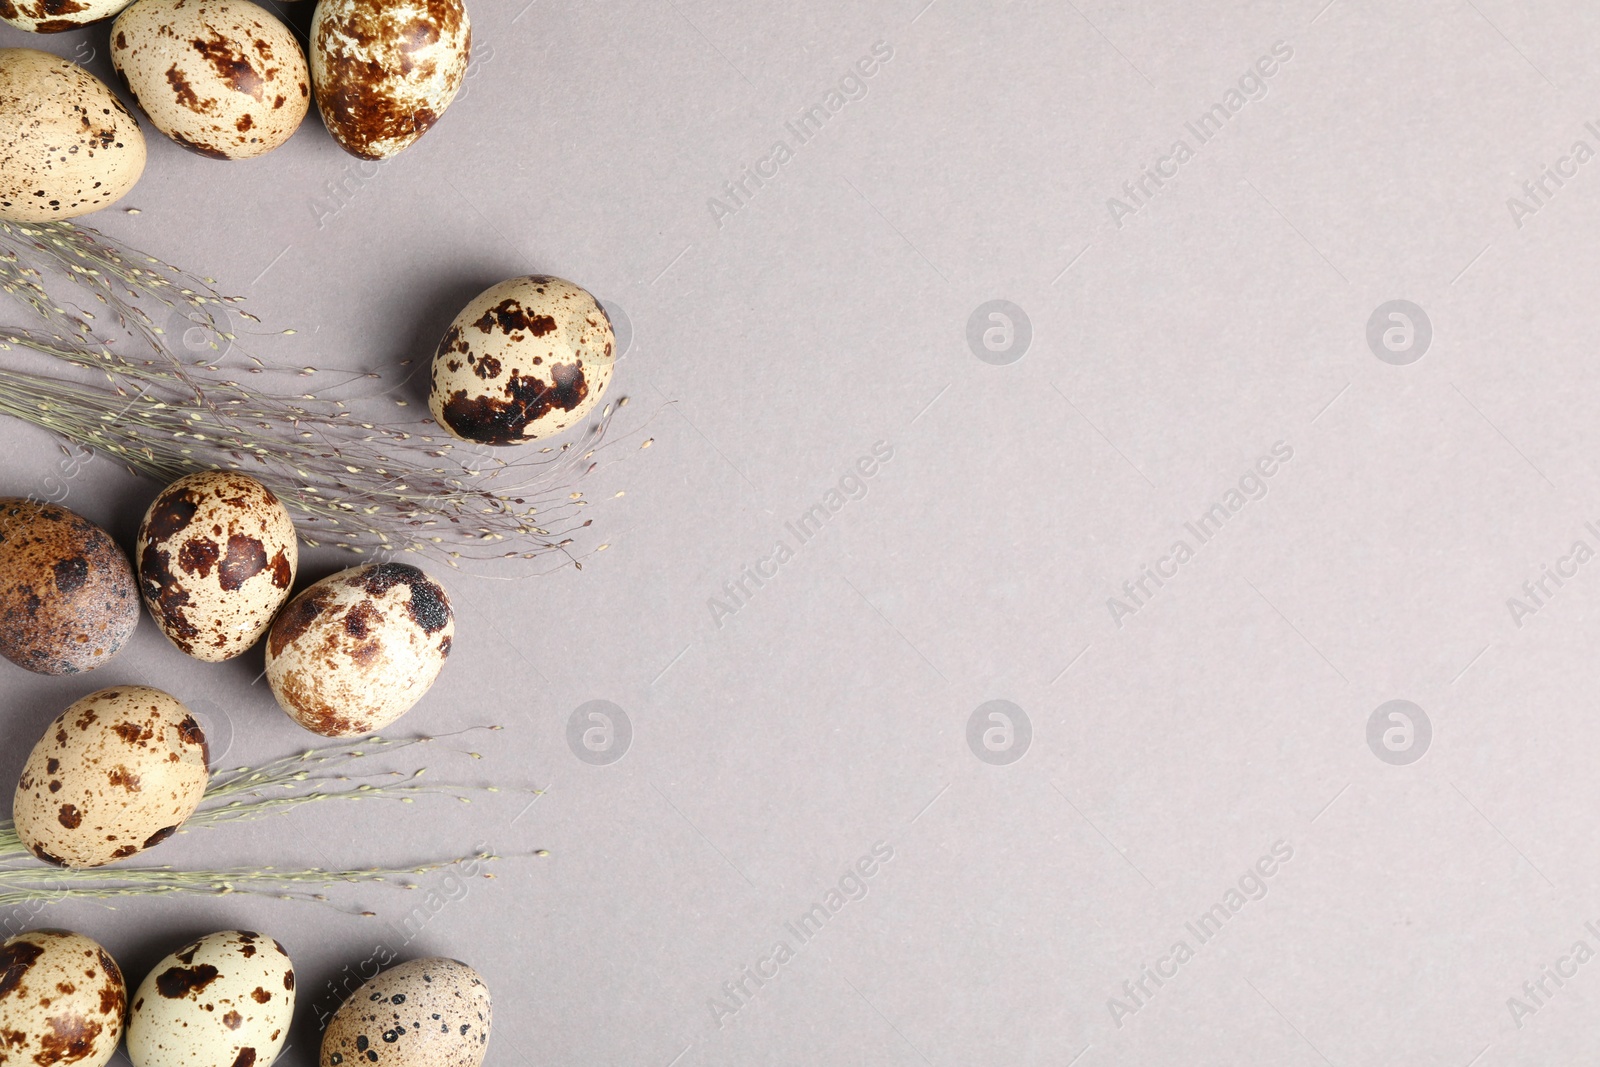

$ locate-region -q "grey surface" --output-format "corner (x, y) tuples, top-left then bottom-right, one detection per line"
(2, 0), (1598, 1064)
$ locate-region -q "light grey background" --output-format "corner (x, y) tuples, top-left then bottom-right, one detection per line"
(3, 0), (1598, 1063)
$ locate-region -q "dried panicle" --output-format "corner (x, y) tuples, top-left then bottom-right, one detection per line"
(0, 220), (640, 565)
(0, 728), (535, 912)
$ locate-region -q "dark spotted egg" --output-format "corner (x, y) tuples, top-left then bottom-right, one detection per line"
(12, 686), (209, 868)
(0, 49), (146, 221)
(265, 562), (454, 737)
(0, 498), (140, 676)
(311, 0), (471, 160)
(111, 0), (312, 160)
(127, 931), (295, 1067)
(428, 275), (615, 446)
(0, 0), (133, 31)
(0, 929), (127, 1067)
(137, 470), (298, 662)
(321, 957), (491, 1067)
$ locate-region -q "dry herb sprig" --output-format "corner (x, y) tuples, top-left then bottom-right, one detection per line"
(0, 220), (646, 565)
(0, 729), (538, 910)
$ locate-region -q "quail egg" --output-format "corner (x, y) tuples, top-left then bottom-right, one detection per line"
(0, 49), (145, 221)
(0, 0), (133, 32)
(0, 929), (127, 1067)
(311, 0), (471, 160)
(112, 0), (311, 159)
(0, 498), (140, 675)
(265, 562), (453, 737)
(428, 275), (614, 445)
(321, 957), (490, 1067)
(13, 686), (209, 868)
(136, 470), (298, 661)
(127, 931), (295, 1067)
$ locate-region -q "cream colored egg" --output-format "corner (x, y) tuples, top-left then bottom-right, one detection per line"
(311, 0), (470, 160)
(0, 49), (145, 221)
(428, 276), (615, 445)
(128, 931), (295, 1067)
(12, 686), (209, 869)
(136, 470), (298, 662)
(265, 562), (454, 738)
(111, 0), (311, 160)
(321, 958), (491, 1067)
(0, 0), (132, 32)
(0, 930), (127, 1067)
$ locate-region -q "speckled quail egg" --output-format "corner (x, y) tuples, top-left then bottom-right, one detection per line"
(0, 0), (133, 32)
(265, 562), (453, 737)
(310, 0), (470, 160)
(0, 49), (146, 221)
(0, 498), (140, 676)
(13, 686), (209, 868)
(428, 276), (615, 445)
(111, 0), (311, 160)
(321, 957), (490, 1067)
(136, 470), (298, 662)
(127, 931), (295, 1067)
(0, 929), (127, 1067)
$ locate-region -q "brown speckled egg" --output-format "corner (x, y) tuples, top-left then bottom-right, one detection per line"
(265, 562), (453, 737)
(127, 931), (295, 1067)
(136, 470), (298, 662)
(321, 958), (490, 1067)
(311, 0), (471, 160)
(0, 0), (132, 32)
(13, 686), (209, 869)
(111, 0), (311, 160)
(0, 929), (127, 1067)
(428, 276), (615, 446)
(0, 499), (140, 676)
(0, 49), (146, 221)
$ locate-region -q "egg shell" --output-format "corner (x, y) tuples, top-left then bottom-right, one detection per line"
(310, 0), (470, 160)
(127, 931), (295, 1067)
(12, 686), (209, 869)
(264, 562), (453, 737)
(111, 0), (311, 160)
(428, 276), (615, 446)
(0, 49), (145, 221)
(0, 498), (140, 676)
(0, 929), (127, 1067)
(320, 958), (490, 1067)
(0, 0), (132, 33)
(136, 470), (298, 662)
